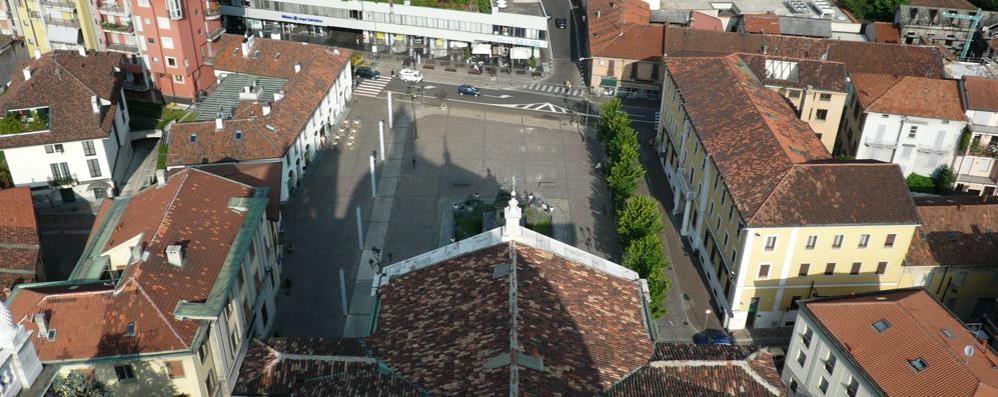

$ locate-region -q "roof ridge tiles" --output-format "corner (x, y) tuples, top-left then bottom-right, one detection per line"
(130, 278), (189, 348)
(648, 359), (783, 396)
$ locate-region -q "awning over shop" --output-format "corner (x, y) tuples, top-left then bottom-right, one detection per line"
(600, 77), (617, 87)
(510, 47), (532, 60)
(472, 43), (492, 55)
(47, 25), (80, 45)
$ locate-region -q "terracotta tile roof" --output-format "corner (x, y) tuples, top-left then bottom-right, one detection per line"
(909, 0), (977, 9)
(850, 73), (965, 120)
(690, 11), (723, 32)
(175, 162), (282, 221)
(737, 53), (848, 92)
(751, 162), (921, 226)
(742, 14), (781, 34)
(604, 344), (786, 396)
(370, 243), (653, 395)
(871, 22), (901, 44)
(0, 188), (38, 295)
(906, 196), (998, 267)
(0, 51), (124, 150)
(168, 35), (350, 166)
(803, 289), (998, 397)
(663, 26), (947, 78)
(963, 77), (998, 112)
(232, 337), (427, 396)
(8, 168), (260, 361)
(587, 0), (666, 60)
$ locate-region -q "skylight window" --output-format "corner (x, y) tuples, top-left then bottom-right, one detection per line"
(189, 134), (197, 143)
(908, 358), (928, 373)
(234, 130), (242, 140)
(125, 322), (135, 336)
(941, 328), (954, 338)
(872, 319), (890, 333)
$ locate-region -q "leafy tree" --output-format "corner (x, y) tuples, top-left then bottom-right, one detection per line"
(617, 196), (663, 247)
(527, 56), (537, 70)
(48, 371), (109, 397)
(970, 0), (998, 11)
(934, 166), (957, 194)
(0, 152), (11, 189)
(597, 97), (628, 142)
(607, 145), (644, 208)
(349, 54), (364, 68)
(622, 233), (671, 318)
(606, 124), (638, 167)
(906, 173), (935, 194)
(841, 0), (909, 21)
(959, 130), (972, 153)
(0, 116), (23, 135)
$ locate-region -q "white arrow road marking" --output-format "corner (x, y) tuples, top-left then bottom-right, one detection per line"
(482, 94), (513, 98)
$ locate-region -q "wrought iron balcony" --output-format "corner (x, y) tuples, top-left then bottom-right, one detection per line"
(107, 42), (139, 53)
(207, 26), (224, 41)
(101, 21), (134, 33)
(47, 18), (81, 28)
(98, 2), (130, 16)
(48, 174), (78, 188)
(40, 0), (75, 11)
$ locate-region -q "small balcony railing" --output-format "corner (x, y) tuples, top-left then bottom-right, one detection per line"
(40, 0), (75, 10)
(203, 55), (215, 66)
(47, 18), (80, 28)
(107, 42), (139, 53)
(205, 4), (221, 19)
(968, 143), (998, 159)
(207, 26), (224, 41)
(98, 2), (130, 16)
(48, 174), (78, 188)
(916, 144), (951, 154)
(864, 139), (897, 150)
(101, 21), (134, 33)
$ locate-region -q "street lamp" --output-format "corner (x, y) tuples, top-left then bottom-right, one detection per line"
(704, 309), (712, 328)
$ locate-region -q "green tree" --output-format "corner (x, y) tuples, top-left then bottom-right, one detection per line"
(606, 125), (638, 166)
(49, 370), (110, 397)
(970, 0), (998, 11)
(0, 152), (11, 188)
(617, 196), (663, 247)
(597, 97), (628, 142)
(622, 233), (670, 318)
(934, 166), (957, 194)
(906, 173), (936, 194)
(0, 116), (23, 135)
(607, 145), (644, 208)
(841, 0), (909, 21)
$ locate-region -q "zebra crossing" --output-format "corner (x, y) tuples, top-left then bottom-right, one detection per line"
(354, 77), (390, 98)
(501, 102), (571, 114)
(522, 83), (586, 98)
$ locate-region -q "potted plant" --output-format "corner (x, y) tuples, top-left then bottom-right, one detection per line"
(527, 56), (537, 71)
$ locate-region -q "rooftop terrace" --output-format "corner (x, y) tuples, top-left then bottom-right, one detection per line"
(659, 0), (850, 21)
(194, 74), (287, 121)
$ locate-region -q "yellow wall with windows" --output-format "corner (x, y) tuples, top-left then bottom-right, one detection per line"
(764, 86), (847, 153)
(13, 0), (100, 55)
(901, 265), (998, 320)
(55, 354), (205, 397)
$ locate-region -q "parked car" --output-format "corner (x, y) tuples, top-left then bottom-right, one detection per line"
(355, 67), (381, 79)
(397, 68), (423, 83)
(458, 84), (481, 97)
(693, 329), (734, 345)
(555, 18), (568, 29)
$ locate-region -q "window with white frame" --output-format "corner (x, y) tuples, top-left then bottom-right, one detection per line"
(757, 264), (770, 280)
(161, 37), (174, 49)
(137, 0), (149, 6)
(173, 74), (184, 83)
(764, 236), (777, 251)
(832, 234), (844, 248)
(806, 235), (817, 249)
(858, 234), (870, 248)
(166, 56), (177, 67)
(157, 17), (170, 29)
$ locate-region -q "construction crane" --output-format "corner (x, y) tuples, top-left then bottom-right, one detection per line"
(942, 8), (983, 60)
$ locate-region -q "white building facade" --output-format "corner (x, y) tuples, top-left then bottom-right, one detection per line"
(952, 77), (998, 195)
(0, 303), (42, 397)
(223, 0), (549, 59)
(783, 313), (878, 397)
(853, 112), (965, 177)
(4, 90), (132, 207)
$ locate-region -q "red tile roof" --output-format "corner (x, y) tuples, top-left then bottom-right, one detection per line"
(0, 51), (124, 150)
(851, 73), (965, 120)
(736, 53), (848, 92)
(909, 0), (977, 10)
(8, 169), (260, 361)
(370, 243), (653, 395)
(871, 22), (901, 44)
(606, 344), (786, 396)
(167, 35), (350, 166)
(666, 55), (919, 226)
(803, 289), (998, 397)
(690, 11), (723, 32)
(586, 0), (666, 60)
(232, 337), (427, 396)
(906, 196), (998, 267)
(175, 162), (282, 221)
(963, 76), (998, 113)
(663, 26), (947, 78)
(742, 14), (781, 34)
(0, 188), (38, 296)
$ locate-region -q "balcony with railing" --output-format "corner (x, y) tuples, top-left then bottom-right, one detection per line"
(916, 144), (952, 154)
(97, 2), (130, 16)
(207, 25), (224, 41)
(47, 174), (78, 188)
(108, 41), (139, 53)
(46, 17), (81, 28)
(205, 3), (221, 20)
(864, 138), (897, 150)
(101, 21), (134, 33)
(39, 0), (75, 11)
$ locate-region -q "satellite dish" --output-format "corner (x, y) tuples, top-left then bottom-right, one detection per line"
(964, 345), (975, 358)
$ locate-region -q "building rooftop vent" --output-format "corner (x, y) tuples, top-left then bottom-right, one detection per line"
(165, 245), (184, 267)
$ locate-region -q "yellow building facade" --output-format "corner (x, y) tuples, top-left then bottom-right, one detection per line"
(657, 54), (921, 330)
(13, 0), (99, 55)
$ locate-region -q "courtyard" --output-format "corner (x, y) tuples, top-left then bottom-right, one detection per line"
(275, 96), (619, 337)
